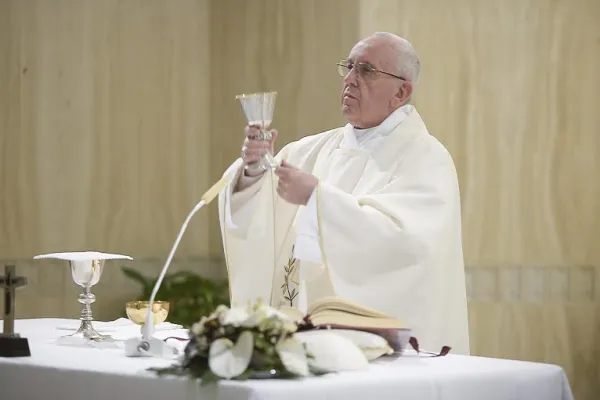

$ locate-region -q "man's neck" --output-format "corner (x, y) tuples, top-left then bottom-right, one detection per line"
(342, 105), (413, 150)
(353, 125), (377, 135)
(354, 106), (411, 133)
(352, 105), (408, 131)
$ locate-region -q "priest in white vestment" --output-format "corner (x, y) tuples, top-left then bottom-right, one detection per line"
(217, 32), (470, 355)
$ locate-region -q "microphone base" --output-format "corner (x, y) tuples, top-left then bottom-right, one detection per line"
(124, 336), (179, 359)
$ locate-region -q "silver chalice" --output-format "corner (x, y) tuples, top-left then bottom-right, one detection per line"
(236, 91), (279, 172)
(33, 251), (133, 342)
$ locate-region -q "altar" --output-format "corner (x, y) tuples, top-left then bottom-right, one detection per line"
(0, 318), (574, 400)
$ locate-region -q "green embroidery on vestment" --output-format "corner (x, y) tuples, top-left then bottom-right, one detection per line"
(281, 245), (299, 306)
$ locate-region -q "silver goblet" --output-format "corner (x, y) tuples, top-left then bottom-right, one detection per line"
(33, 251), (133, 342)
(236, 91), (280, 173)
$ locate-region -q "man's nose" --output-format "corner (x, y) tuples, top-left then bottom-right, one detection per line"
(343, 67), (358, 87)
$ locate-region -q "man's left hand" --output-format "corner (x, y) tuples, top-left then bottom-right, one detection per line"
(274, 160), (318, 205)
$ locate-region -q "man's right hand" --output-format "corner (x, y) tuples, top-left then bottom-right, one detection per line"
(240, 125), (278, 176)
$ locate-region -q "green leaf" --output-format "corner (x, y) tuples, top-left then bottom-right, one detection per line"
(234, 369), (252, 381)
(148, 364), (187, 377)
(121, 266), (152, 293)
(199, 370), (222, 386)
(308, 366), (330, 376)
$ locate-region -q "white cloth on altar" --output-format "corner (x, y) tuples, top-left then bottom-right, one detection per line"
(0, 319), (574, 400)
(218, 105), (470, 355)
(56, 318), (182, 340)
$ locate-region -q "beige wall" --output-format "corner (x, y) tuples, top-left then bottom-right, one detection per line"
(359, 4), (600, 399)
(1, 0), (599, 398)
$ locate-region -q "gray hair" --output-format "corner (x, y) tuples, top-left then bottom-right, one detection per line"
(373, 32), (421, 86)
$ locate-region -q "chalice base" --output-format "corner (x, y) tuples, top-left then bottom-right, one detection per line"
(73, 320), (113, 341)
(57, 320), (114, 346)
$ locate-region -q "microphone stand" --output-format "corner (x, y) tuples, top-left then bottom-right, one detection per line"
(125, 159), (243, 358)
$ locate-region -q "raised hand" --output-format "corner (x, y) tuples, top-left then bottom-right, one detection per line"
(240, 126), (278, 176)
(274, 160), (319, 205)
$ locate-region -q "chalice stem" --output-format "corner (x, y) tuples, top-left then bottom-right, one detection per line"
(70, 286), (109, 341)
(79, 286), (94, 322)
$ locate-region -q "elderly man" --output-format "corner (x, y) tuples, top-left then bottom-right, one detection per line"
(218, 32), (470, 355)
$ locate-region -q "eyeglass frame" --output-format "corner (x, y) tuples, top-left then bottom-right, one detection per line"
(336, 60), (407, 81)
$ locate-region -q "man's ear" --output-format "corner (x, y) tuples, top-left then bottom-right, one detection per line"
(398, 81), (413, 105)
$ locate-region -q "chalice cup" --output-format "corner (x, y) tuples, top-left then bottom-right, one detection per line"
(236, 91), (279, 173)
(33, 251), (133, 342)
(126, 301), (170, 335)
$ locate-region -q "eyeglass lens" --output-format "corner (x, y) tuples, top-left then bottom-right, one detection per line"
(337, 62), (375, 78)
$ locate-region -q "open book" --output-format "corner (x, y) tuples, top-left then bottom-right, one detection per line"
(278, 296), (408, 353)
(277, 296), (405, 330)
(277, 296), (452, 357)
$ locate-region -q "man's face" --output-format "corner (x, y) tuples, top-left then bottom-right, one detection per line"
(340, 38), (410, 129)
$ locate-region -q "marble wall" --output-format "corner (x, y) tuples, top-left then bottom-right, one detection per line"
(1, 0), (599, 398)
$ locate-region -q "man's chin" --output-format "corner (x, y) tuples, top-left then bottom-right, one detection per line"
(342, 104), (359, 117)
(341, 110), (360, 125)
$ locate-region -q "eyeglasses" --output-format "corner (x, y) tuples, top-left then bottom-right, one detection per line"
(337, 60), (406, 81)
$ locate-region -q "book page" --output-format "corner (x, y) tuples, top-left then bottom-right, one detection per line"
(308, 296), (393, 319)
(276, 305), (305, 322)
(310, 310), (405, 330)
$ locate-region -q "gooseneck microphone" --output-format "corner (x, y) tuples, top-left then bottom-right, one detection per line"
(125, 158), (244, 358)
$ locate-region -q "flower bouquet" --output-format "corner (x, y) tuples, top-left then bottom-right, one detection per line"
(151, 299), (318, 384)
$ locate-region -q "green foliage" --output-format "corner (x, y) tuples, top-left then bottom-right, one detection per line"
(121, 266), (230, 328)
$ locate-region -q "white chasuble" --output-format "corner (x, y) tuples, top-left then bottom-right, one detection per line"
(217, 106), (471, 355)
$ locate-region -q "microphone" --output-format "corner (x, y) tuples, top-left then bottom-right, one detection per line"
(125, 158), (244, 358)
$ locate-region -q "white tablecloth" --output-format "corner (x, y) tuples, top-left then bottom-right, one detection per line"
(0, 319), (574, 400)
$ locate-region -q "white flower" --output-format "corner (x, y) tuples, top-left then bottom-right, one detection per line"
(210, 305), (230, 319)
(244, 304), (294, 328)
(262, 306), (294, 321)
(208, 331), (254, 379)
(219, 306), (251, 327)
(276, 337), (309, 376)
(196, 336), (208, 351)
(218, 303), (293, 329)
(294, 330), (368, 373)
(191, 316), (209, 336)
(281, 321), (298, 334)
